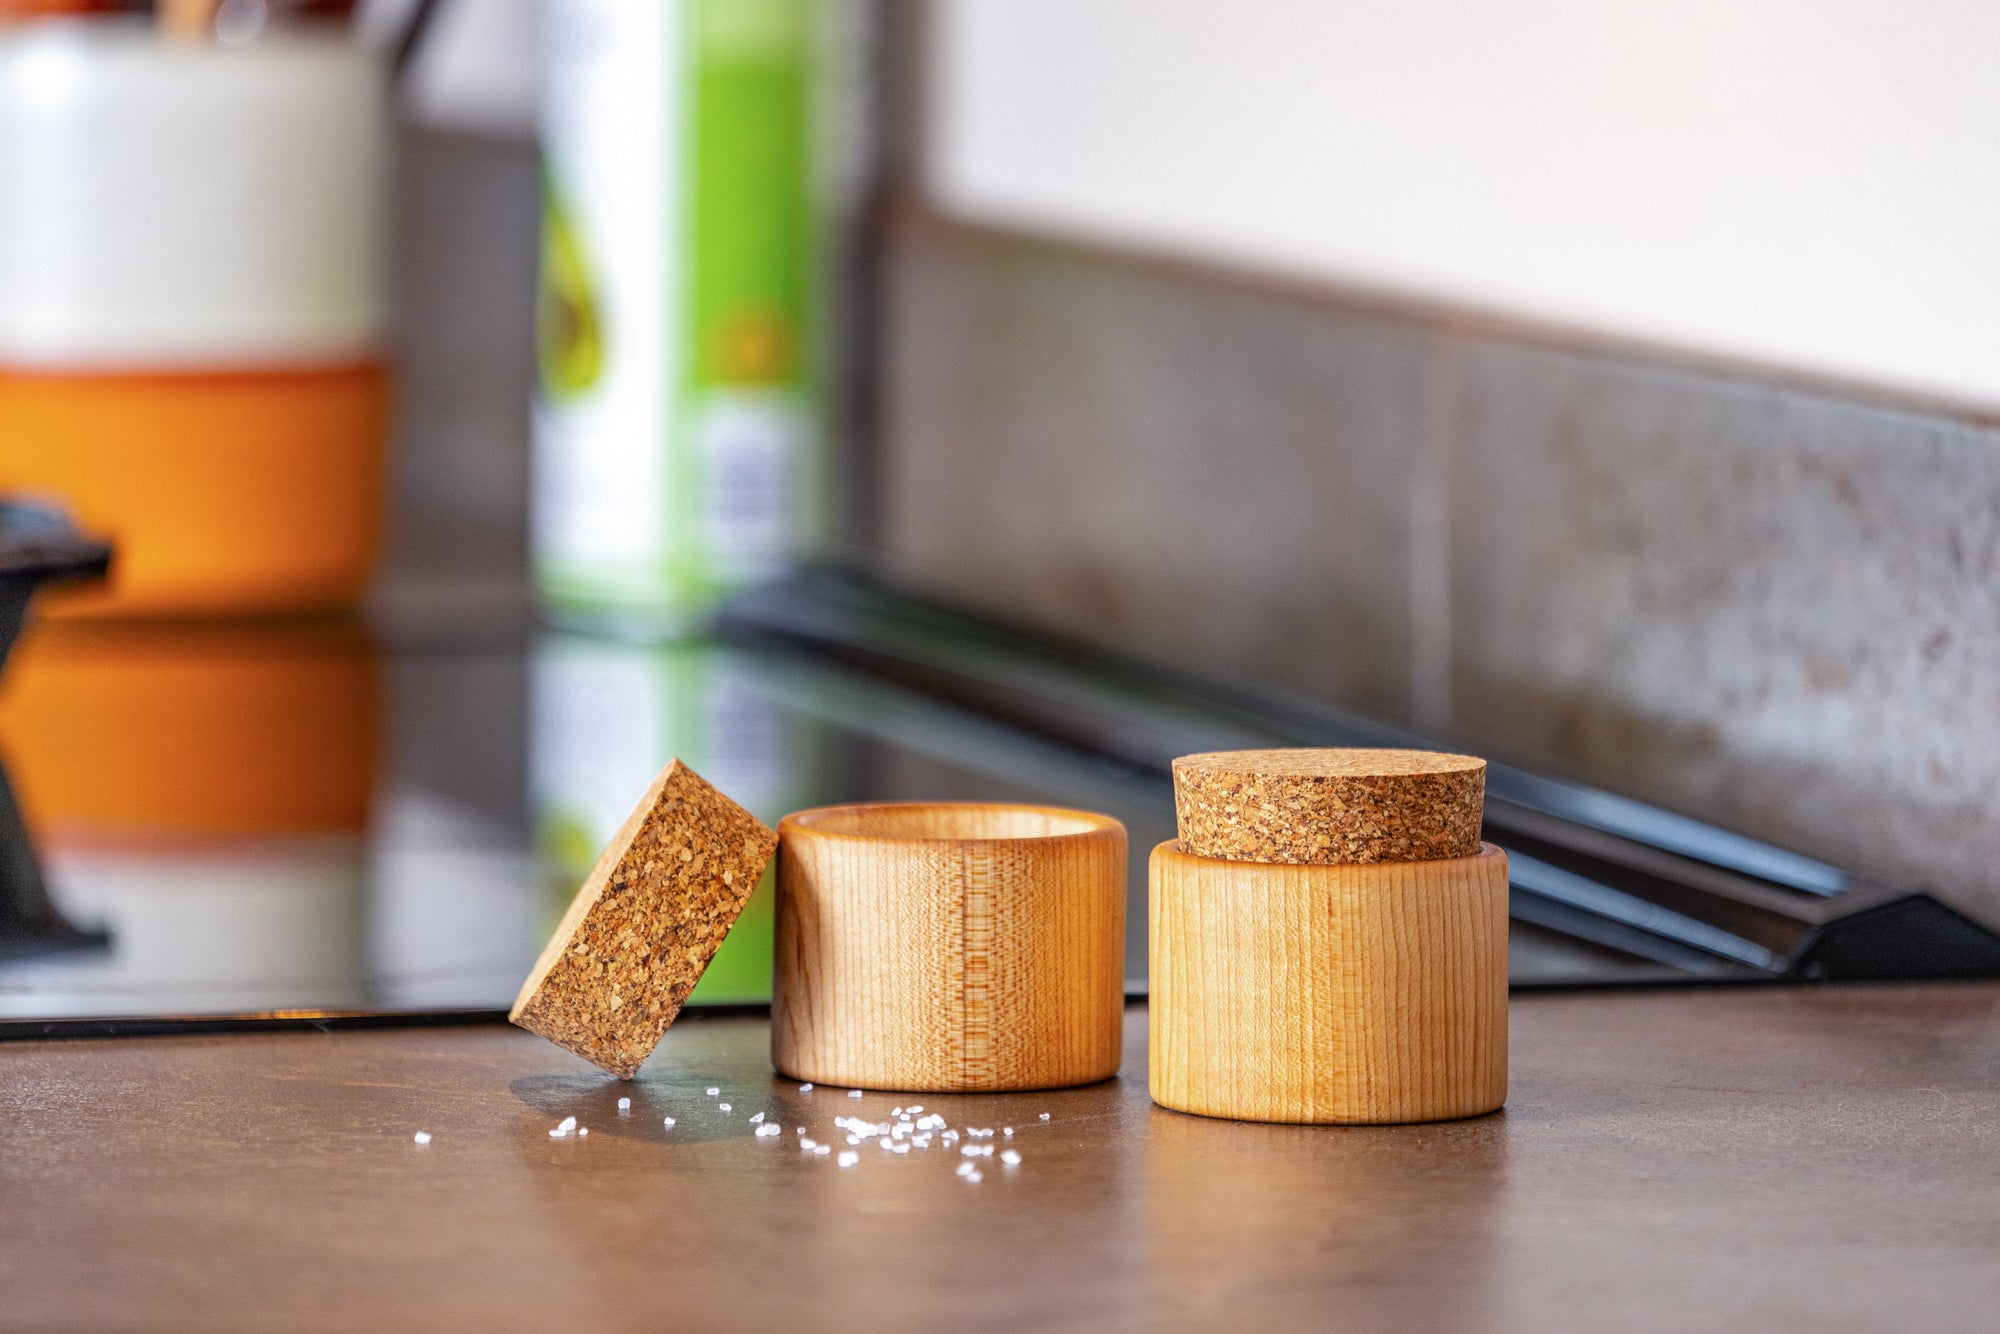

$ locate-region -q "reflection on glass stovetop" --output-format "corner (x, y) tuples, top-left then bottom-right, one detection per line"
(0, 615), (1659, 1027)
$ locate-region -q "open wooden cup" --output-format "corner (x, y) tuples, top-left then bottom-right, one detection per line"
(772, 802), (1127, 1092)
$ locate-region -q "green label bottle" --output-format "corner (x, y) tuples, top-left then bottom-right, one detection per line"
(534, 0), (822, 634)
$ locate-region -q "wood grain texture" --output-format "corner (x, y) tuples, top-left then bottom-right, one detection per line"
(772, 802), (1125, 1092)
(1172, 747), (1485, 864)
(1150, 839), (1508, 1124)
(510, 760), (777, 1079)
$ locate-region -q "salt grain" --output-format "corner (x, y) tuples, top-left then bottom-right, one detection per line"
(1003, 1127), (1014, 1137)
(848, 1089), (863, 1099)
(799, 1083), (813, 1092)
(838, 1151), (859, 1167)
(706, 1087), (720, 1096)
(663, 1117), (676, 1128)
(578, 1127), (589, 1137)
(1001, 1150), (1021, 1166)
(756, 1124), (782, 1138)
(814, 1145), (831, 1156)
(965, 1170), (983, 1183)
(749, 1112), (765, 1124)
(617, 1097), (631, 1112)
(956, 1161), (976, 1178)
(413, 1131), (431, 1145)
(1039, 1112), (1051, 1121)
(801, 1138), (819, 1150)
(719, 1104), (731, 1113)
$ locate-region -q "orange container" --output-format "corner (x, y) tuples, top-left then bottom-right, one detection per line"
(0, 365), (386, 617)
(0, 24), (389, 618)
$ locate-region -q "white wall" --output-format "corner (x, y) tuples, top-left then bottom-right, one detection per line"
(927, 0), (2000, 410)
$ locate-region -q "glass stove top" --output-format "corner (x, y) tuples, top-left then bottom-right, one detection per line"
(0, 591), (1884, 1031)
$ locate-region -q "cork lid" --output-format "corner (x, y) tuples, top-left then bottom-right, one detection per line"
(510, 760), (778, 1079)
(1171, 747), (1485, 866)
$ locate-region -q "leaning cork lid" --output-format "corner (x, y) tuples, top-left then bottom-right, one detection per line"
(1171, 747), (1485, 865)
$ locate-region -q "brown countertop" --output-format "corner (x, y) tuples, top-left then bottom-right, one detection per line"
(4, 984), (1999, 1332)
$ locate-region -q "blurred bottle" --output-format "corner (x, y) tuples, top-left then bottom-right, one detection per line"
(533, 0), (824, 634)
(0, 15), (388, 617)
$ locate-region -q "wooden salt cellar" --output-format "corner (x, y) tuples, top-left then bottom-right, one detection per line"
(1151, 748), (1508, 1124)
(772, 801), (1126, 1092)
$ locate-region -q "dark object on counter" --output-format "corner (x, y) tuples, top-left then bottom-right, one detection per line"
(719, 569), (2000, 987)
(0, 502), (113, 961)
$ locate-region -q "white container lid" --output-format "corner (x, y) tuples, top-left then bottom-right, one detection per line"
(0, 20), (388, 370)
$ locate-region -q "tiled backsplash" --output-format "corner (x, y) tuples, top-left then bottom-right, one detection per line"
(868, 211), (2000, 923)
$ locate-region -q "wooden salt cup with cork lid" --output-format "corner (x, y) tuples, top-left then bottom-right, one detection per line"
(1150, 748), (1508, 1124)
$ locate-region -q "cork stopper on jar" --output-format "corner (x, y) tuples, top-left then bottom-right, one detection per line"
(1171, 748), (1485, 866)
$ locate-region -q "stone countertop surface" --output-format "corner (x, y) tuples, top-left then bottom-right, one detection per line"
(4, 984), (1998, 1332)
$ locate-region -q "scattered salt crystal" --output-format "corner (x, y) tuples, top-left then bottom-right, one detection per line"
(942, 1130), (959, 1142)
(557, 1116), (577, 1132)
(799, 1083), (813, 1092)
(663, 1117), (676, 1128)
(838, 1151), (859, 1167)
(577, 1127), (589, 1137)
(706, 1087), (720, 1097)
(892, 1107), (903, 1116)
(617, 1097), (631, 1112)
(1001, 1150), (1021, 1166)
(846, 1135), (862, 1147)
(801, 1138), (819, 1150)
(756, 1124), (782, 1138)
(847, 1089), (863, 1099)
(814, 1145), (831, 1156)
(892, 1142), (910, 1154)
(719, 1104), (731, 1113)
(956, 1161), (977, 1178)
(413, 1131), (431, 1145)
(907, 1105), (923, 1114)
(965, 1169), (983, 1183)
(961, 1145), (981, 1157)
(749, 1112), (765, 1124)
(1003, 1127), (1014, 1137)
(1039, 1112), (1051, 1121)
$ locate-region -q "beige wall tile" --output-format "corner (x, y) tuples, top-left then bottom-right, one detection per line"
(1447, 341), (2000, 916)
(872, 218), (1429, 717)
